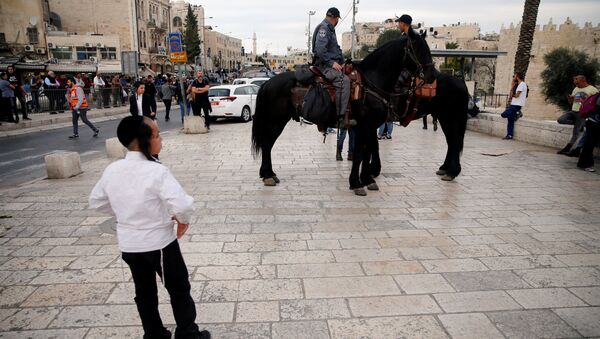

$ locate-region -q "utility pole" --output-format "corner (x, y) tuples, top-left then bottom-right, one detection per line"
(307, 11), (315, 61)
(350, 0), (358, 59)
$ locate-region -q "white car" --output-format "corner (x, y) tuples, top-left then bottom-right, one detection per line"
(208, 84), (259, 122)
(232, 77), (270, 87)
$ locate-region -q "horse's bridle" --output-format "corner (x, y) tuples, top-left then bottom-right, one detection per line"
(359, 36), (433, 121)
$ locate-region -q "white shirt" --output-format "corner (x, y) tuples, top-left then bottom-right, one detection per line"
(93, 76), (105, 88)
(511, 81), (527, 107)
(136, 95), (143, 116)
(89, 151), (194, 253)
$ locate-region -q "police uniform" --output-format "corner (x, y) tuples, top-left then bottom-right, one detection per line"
(312, 7), (350, 118)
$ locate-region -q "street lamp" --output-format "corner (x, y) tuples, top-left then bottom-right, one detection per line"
(307, 11), (316, 60)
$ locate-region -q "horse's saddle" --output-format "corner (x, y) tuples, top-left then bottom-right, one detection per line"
(291, 64), (363, 129)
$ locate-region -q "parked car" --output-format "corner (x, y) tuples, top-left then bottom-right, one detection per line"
(232, 77), (270, 87)
(208, 84), (259, 122)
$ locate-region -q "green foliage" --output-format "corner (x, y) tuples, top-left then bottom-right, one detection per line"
(183, 4), (200, 61)
(541, 48), (600, 110)
(445, 42), (459, 50)
(256, 56), (268, 69)
(376, 29), (403, 48)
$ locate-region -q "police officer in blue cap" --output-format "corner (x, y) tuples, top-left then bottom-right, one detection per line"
(312, 7), (350, 122)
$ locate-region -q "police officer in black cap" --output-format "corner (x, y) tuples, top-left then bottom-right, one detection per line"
(313, 7), (350, 122)
(395, 14), (413, 35)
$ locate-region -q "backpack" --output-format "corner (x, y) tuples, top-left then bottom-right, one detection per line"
(579, 92), (600, 119)
(302, 83), (331, 125)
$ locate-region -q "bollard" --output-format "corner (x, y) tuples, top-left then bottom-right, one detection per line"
(44, 152), (82, 179)
(183, 116), (208, 134)
(106, 137), (127, 159)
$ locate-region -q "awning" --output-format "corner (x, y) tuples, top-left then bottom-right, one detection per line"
(15, 62), (47, 71)
(46, 63), (98, 73)
(0, 57), (21, 71)
(97, 63), (122, 74)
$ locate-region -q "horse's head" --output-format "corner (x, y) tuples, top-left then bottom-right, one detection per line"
(406, 29), (435, 83)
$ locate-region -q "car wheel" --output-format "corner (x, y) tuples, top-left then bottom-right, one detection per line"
(241, 106), (251, 122)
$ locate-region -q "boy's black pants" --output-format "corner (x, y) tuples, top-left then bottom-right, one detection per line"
(122, 240), (200, 339)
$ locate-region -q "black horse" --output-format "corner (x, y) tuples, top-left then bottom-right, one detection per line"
(252, 29), (468, 195)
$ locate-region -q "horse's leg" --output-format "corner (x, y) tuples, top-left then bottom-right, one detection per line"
(349, 126), (365, 195)
(360, 128), (379, 191)
(369, 127), (382, 178)
(260, 144), (277, 186)
(437, 116), (462, 181)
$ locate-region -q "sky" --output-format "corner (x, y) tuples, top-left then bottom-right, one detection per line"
(192, 0), (600, 55)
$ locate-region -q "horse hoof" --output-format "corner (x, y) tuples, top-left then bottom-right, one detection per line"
(272, 176), (280, 184)
(367, 183), (379, 191)
(354, 188), (367, 196)
(441, 175), (455, 181)
(263, 178), (277, 186)
(371, 173), (380, 178)
(436, 169), (447, 176)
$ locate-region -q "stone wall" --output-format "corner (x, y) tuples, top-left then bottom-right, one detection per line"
(0, 0), (47, 50)
(495, 18), (600, 121)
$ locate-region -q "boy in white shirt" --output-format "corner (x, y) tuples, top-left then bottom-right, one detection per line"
(501, 72), (528, 140)
(89, 116), (210, 339)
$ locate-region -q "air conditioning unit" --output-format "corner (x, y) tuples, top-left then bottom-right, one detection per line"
(24, 45), (35, 52)
(47, 42), (56, 49)
(84, 42), (93, 48)
(36, 48), (46, 54)
(89, 56), (98, 63)
(96, 43), (104, 48)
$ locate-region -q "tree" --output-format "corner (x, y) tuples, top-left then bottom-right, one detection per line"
(541, 48), (600, 110)
(513, 0), (541, 77)
(376, 29), (403, 48)
(440, 42), (472, 78)
(183, 4), (200, 61)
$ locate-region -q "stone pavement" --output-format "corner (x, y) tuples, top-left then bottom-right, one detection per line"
(0, 119), (599, 338)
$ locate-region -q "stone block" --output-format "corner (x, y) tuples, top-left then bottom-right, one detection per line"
(105, 137), (127, 158)
(44, 152), (82, 179)
(183, 116), (208, 134)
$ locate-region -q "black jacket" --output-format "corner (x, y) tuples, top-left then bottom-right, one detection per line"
(129, 94), (156, 119)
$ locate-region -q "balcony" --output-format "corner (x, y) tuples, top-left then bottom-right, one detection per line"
(148, 46), (158, 54)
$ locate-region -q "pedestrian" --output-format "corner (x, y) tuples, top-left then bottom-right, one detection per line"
(0, 72), (17, 123)
(144, 75), (158, 112)
(577, 93), (600, 172)
(44, 71), (61, 114)
(557, 75), (598, 156)
(66, 76), (99, 139)
(93, 72), (106, 109)
(29, 73), (42, 113)
(378, 120), (394, 139)
(7, 65), (30, 120)
(422, 114), (438, 131)
(190, 70), (211, 130)
(159, 78), (175, 122)
(396, 14), (414, 35)
(75, 72), (85, 87)
(313, 7), (350, 124)
(129, 81), (156, 119)
(174, 78), (191, 124)
(111, 75), (121, 107)
(336, 127), (355, 161)
(89, 115), (211, 339)
(500, 72), (528, 140)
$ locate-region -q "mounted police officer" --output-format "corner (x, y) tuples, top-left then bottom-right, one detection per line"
(395, 14), (413, 35)
(313, 7), (350, 122)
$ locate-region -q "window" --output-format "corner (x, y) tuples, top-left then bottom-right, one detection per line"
(0, 32), (6, 44)
(208, 88), (230, 97)
(53, 46), (72, 60)
(100, 47), (117, 60)
(76, 47), (97, 60)
(173, 16), (182, 27)
(27, 27), (39, 44)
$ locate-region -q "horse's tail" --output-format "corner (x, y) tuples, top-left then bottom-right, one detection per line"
(251, 81), (269, 157)
(251, 72), (296, 158)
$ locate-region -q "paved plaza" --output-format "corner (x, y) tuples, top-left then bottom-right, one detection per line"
(0, 119), (599, 338)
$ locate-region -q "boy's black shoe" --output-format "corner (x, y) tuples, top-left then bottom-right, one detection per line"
(567, 147), (581, 157)
(502, 135), (513, 140)
(68, 134), (79, 139)
(93, 129), (100, 137)
(198, 330), (211, 339)
(557, 143), (572, 155)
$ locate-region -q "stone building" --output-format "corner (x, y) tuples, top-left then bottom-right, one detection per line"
(0, 0), (50, 72)
(203, 29), (242, 71)
(170, 0), (206, 67)
(48, 0), (172, 74)
(495, 18), (600, 120)
(45, 32), (121, 74)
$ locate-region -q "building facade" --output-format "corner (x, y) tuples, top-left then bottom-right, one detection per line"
(48, 0), (172, 74)
(495, 18), (600, 120)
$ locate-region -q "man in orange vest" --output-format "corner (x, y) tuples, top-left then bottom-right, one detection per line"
(67, 76), (99, 139)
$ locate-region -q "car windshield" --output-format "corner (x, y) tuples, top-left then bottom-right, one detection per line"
(251, 80), (267, 86)
(208, 88), (230, 97)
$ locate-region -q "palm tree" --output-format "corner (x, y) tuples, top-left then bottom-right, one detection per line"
(513, 0), (541, 77)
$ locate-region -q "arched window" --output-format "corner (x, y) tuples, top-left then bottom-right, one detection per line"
(173, 16), (182, 27)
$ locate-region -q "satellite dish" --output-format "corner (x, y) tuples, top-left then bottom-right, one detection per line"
(29, 16), (38, 26)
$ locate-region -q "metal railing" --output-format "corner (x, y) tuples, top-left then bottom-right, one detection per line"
(11, 87), (135, 114)
(476, 93), (510, 109)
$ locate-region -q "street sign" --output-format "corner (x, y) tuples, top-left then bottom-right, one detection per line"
(169, 32), (187, 63)
(121, 51), (138, 76)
